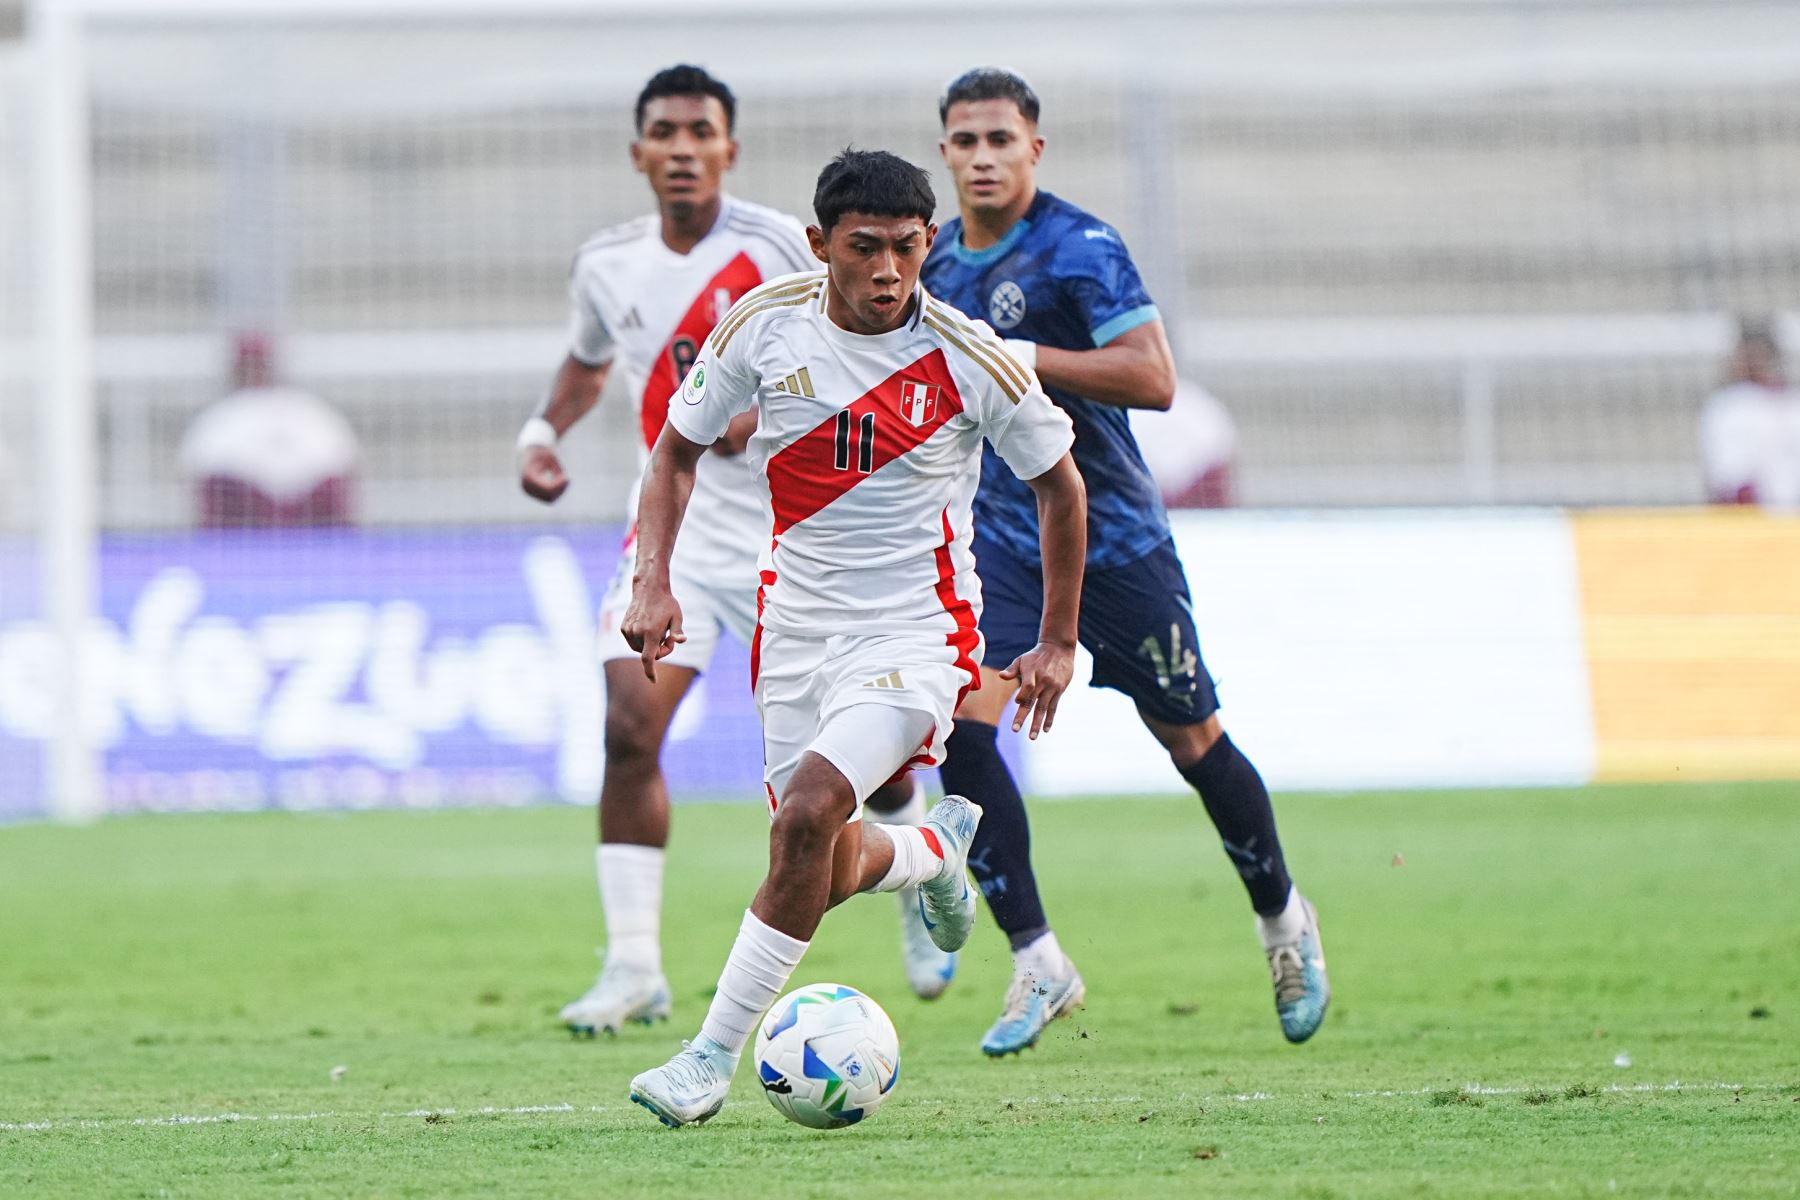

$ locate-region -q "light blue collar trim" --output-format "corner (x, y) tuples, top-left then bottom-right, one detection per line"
(948, 217), (1032, 266)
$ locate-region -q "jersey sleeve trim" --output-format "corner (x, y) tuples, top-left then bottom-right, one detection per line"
(1091, 303), (1160, 348)
(923, 301), (1031, 404)
(708, 273), (826, 354)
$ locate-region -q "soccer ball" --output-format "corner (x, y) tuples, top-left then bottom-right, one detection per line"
(754, 983), (900, 1129)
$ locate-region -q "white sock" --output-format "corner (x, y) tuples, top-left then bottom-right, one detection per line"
(870, 775), (927, 826)
(867, 824), (945, 893)
(598, 844), (663, 974)
(698, 910), (809, 1058)
(1255, 885), (1307, 949)
(1014, 929), (1066, 976)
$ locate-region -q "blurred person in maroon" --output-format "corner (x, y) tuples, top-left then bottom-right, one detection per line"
(180, 333), (358, 527)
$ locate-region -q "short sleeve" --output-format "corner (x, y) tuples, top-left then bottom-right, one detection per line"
(664, 317), (760, 445)
(1055, 225), (1161, 348)
(984, 379), (1075, 482)
(936, 307), (1075, 480)
(566, 258), (616, 367)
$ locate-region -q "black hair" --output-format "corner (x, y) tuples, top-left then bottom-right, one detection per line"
(938, 66), (1041, 127)
(635, 65), (736, 134)
(812, 149), (935, 233)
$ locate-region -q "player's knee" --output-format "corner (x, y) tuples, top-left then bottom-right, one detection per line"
(603, 706), (665, 772)
(769, 787), (843, 856)
(1146, 711), (1224, 770)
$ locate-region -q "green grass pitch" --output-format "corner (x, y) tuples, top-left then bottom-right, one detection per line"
(2, 783), (1796, 1197)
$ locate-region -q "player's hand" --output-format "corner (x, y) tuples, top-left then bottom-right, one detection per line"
(519, 445), (569, 503)
(999, 640), (1076, 740)
(620, 584), (685, 681)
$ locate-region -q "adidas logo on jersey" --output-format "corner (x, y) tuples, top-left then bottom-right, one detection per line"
(861, 671), (904, 691)
(770, 366), (816, 398)
(620, 307), (643, 329)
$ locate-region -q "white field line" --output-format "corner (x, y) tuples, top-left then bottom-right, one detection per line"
(1344, 1081), (1790, 1099)
(1, 1081), (1792, 1133)
(0, 1102), (606, 1132)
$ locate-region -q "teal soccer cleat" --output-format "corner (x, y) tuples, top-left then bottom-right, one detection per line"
(1266, 896), (1330, 1043)
(917, 796), (982, 953)
(559, 958), (672, 1036)
(896, 885), (957, 999)
(980, 956), (1086, 1057)
(628, 1038), (735, 1128)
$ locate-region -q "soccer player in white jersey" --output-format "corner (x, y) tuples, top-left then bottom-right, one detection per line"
(622, 149), (1086, 1128)
(515, 68), (951, 1036)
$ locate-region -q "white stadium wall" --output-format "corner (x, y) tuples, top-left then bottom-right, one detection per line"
(1019, 510), (1597, 795)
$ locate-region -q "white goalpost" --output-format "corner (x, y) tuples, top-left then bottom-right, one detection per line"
(26, 0), (100, 821)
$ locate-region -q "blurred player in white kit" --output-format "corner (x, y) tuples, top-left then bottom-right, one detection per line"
(515, 67), (950, 1037)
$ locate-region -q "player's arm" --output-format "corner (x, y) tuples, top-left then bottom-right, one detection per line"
(619, 425), (709, 680)
(712, 409), (758, 457)
(520, 253), (617, 502)
(1006, 453), (1086, 738)
(518, 354), (611, 502)
(622, 297), (761, 674)
(1023, 320), (1176, 412)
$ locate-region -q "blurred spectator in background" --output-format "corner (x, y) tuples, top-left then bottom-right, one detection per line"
(1127, 379), (1240, 508)
(1699, 318), (1800, 510)
(180, 333), (359, 527)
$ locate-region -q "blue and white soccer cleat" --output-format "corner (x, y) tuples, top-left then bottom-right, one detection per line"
(628, 1038), (735, 1128)
(895, 885), (957, 999)
(980, 956), (1086, 1057)
(1266, 895), (1330, 1044)
(917, 796), (983, 954)
(559, 958), (672, 1036)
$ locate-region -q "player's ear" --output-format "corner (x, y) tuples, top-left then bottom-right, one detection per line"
(629, 139), (647, 176)
(1029, 133), (1045, 165)
(937, 138), (949, 165)
(924, 223), (938, 253)
(806, 225), (829, 264)
(725, 137), (740, 172)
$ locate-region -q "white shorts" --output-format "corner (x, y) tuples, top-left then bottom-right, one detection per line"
(597, 543), (759, 673)
(756, 627), (982, 821)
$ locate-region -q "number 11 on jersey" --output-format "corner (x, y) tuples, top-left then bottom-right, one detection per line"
(834, 410), (876, 474)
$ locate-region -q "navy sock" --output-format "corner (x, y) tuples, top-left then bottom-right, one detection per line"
(938, 720), (1049, 949)
(1178, 733), (1293, 916)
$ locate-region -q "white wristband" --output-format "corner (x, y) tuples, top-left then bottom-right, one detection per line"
(1002, 338), (1038, 370)
(516, 416), (557, 453)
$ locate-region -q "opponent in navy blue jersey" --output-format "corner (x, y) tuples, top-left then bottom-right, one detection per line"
(892, 67), (1329, 1055)
(928, 189), (1170, 571)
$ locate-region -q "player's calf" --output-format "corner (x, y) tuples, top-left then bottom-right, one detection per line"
(763, 780), (857, 924)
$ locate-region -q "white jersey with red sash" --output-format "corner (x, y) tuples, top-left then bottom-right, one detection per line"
(667, 271), (1074, 693)
(567, 194), (815, 577)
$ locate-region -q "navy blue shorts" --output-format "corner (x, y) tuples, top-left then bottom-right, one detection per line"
(973, 532), (1219, 726)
